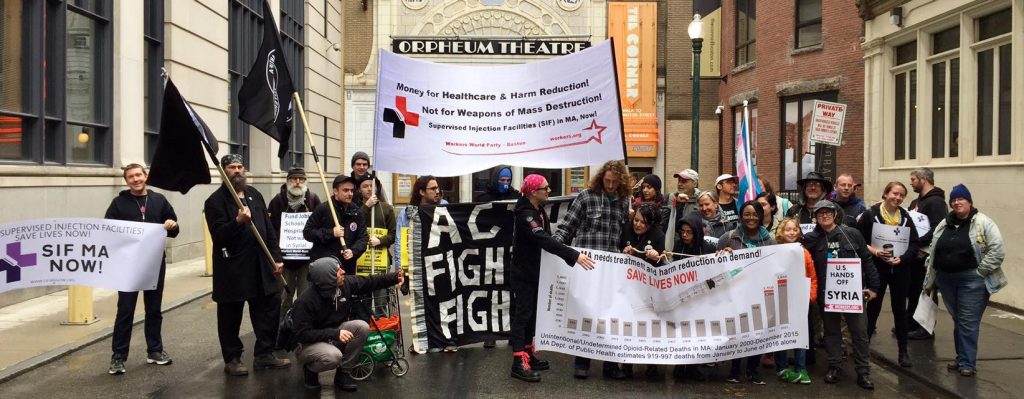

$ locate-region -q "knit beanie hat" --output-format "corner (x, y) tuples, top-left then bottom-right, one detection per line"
(521, 174), (547, 196)
(351, 151), (370, 167)
(949, 184), (973, 204)
(497, 167), (513, 193)
(641, 174), (662, 192)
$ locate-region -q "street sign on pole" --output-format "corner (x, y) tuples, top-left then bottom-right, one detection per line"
(808, 100), (847, 146)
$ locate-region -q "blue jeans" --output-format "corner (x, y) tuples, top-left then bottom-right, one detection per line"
(936, 269), (990, 371)
(775, 348), (806, 372)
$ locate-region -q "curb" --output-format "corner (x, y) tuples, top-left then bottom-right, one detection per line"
(869, 348), (959, 399)
(0, 288), (213, 385)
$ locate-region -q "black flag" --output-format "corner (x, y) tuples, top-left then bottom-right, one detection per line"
(237, 0), (295, 158)
(148, 78), (220, 194)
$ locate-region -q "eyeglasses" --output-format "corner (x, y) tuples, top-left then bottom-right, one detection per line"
(538, 186), (551, 192)
(425, 186), (440, 191)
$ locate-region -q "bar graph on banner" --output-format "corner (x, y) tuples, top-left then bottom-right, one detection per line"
(564, 274), (792, 339)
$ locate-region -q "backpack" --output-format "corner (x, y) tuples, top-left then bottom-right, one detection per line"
(276, 308), (299, 352)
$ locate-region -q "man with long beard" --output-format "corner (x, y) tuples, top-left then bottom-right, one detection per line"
(204, 154), (290, 376)
(268, 167), (322, 319)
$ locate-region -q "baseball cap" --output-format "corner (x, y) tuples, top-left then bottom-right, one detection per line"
(673, 169), (699, 181)
(715, 174), (737, 185)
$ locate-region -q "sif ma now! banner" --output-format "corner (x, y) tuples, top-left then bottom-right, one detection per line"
(0, 218), (167, 293)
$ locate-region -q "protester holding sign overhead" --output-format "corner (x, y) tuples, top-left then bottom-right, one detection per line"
(104, 163), (179, 375)
(509, 174), (595, 382)
(856, 181), (919, 368)
(923, 184), (1006, 377)
(803, 200), (879, 390)
(268, 167), (322, 321)
(554, 160), (631, 380)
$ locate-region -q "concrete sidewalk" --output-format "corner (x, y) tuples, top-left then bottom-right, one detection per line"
(869, 295), (1024, 398)
(0, 257), (212, 383)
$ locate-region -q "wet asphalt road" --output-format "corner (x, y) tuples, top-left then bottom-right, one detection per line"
(0, 295), (951, 398)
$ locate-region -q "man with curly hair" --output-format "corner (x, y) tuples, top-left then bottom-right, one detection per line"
(554, 160), (632, 379)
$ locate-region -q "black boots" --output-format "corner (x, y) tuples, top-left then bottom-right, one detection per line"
(303, 366), (321, 390)
(898, 347), (913, 367)
(857, 373), (875, 390)
(512, 352), (541, 382)
(334, 369), (357, 392)
(524, 344), (549, 370)
(824, 366), (842, 384)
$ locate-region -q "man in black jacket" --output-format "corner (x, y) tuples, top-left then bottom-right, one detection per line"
(474, 165), (522, 203)
(788, 171), (833, 224)
(104, 163), (179, 375)
(907, 167), (946, 339)
(803, 200), (880, 390)
(509, 174), (594, 382)
(268, 167), (322, 320)
(303, 175), (368, 276)
(294, 257), (403, 391)
(204, 154), (290, 376)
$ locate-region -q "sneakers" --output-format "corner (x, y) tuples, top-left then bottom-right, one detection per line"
(777, 369), (798, 382)
(749, 373), (766, 385)
(253, 353), (292, 370)
(108, 358), (126, 375)
(796, 369), (811, 384)
(224, 358), (249, 376)
(511, 351), (541, 382)
(725, 374), (742, 384)
(146, 351), (173, 365)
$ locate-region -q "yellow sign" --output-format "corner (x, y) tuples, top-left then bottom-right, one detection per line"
(399, 226), (410, 273)
(608, 2), (659, 158)
(356, 228), (391, 276)
(696, 7), (723, 78)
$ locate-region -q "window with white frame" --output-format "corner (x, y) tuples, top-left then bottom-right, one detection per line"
(929, 26), (959, 159)
(974, 8), (1012, 157)
(892, 41), (917, 161)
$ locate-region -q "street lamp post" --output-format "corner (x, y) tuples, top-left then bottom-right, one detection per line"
(688, 14), (704, 171)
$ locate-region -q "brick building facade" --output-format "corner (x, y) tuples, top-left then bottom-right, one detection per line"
(717, 0), (865, 195)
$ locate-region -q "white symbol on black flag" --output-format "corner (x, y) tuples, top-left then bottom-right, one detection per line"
(237, 0), (296, 158)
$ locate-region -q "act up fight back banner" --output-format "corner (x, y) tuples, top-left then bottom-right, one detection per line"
(374, 40), (626, 176)
(535, 244), (810, 364)
(0, 218), (167, 293)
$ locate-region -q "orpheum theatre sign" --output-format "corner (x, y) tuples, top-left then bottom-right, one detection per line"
(392, 39), (592, 56)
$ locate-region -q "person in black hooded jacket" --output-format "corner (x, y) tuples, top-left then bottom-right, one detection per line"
(475, 165), (522, 202)
(292, 257), (402, 391)
(620, 203), (666, 267)
(303, 175), (368, 276)
(509, 174), (595, 382)
(803, 200), (880, 390)
(104, 163), (179, 375)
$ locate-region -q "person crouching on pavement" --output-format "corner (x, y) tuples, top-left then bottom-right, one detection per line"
(294, 257), (403, 391)
(510, 174), (595, 382)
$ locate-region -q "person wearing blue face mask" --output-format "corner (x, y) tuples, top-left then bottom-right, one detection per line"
(475, 165), (523, 203)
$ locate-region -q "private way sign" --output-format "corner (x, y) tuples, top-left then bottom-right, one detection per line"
(807, 100), (847, 146)
(373, 40), (626, 177)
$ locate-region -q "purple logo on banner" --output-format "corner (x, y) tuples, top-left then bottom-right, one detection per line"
(0, 242), (38, 283)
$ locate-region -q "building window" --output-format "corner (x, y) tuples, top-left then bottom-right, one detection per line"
(735, 0), (756, 65)
(279, 0), (304, 169)
(0, 1), (112, 165)
(143, 0), (164, 165)
(975, 8), (1012, 157)
(893, 41), (917, 161)
(781, 92), (837, 191)
(795, 0), (821, 49)
(229, 0), (264, 165)
(930, 26), (959, 159)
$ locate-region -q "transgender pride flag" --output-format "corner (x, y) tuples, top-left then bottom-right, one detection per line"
(735, 104), (762, 208)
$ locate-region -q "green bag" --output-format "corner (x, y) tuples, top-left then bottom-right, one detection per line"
(363, 329), (397, 362)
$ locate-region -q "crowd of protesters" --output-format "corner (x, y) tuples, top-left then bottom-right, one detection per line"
(103, 154), (1005, 392)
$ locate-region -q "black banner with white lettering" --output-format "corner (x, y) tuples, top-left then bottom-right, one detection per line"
(410, 197), (573, 351)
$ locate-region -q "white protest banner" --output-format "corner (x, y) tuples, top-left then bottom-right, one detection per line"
(535, 244), (810, 365)
(373, 40), (625, 177)
(823, 258), (864, 313)
(807, 100), (847, 146)
(0, 218), (167, 293)
(870, 222), (911, 257)
(280, 212), (313, 261)
(908, 210), (930, 238)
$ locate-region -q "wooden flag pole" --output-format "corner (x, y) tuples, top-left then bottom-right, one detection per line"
(292, 92), (347, 251)
(210, 159), (288, 288)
